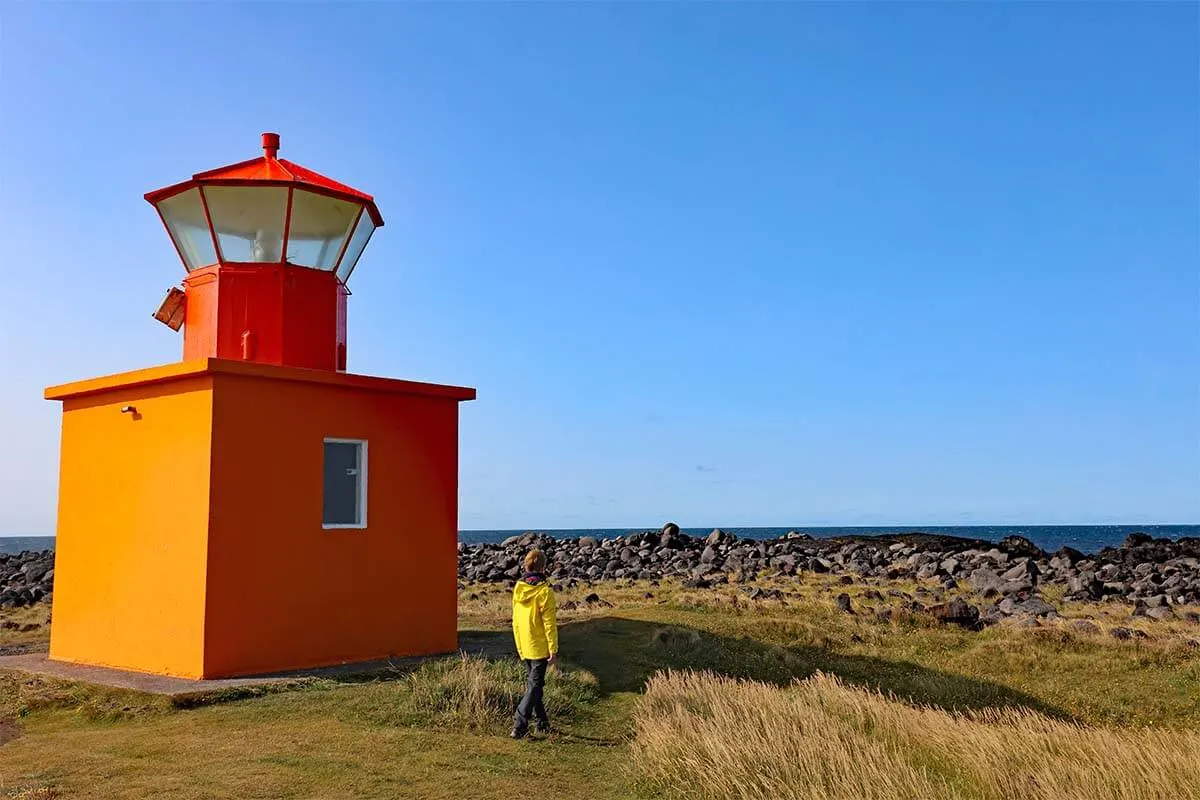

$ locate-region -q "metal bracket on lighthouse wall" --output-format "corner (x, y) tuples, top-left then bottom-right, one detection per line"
(241, 330), (257, 361)
(152, 286), (186, 331)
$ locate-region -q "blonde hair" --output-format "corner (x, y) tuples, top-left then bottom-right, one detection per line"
(524, 548), (546, 573)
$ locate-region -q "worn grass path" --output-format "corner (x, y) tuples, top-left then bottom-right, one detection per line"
(1, 577), (1198, 799)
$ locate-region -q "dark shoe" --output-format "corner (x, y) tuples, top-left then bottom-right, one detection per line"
(510, 727), (528, 740)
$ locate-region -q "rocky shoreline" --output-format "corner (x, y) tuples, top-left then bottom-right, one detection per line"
(0, 550), (53, 610)
(459, 525), (1200, 628)
(7, 528), (1199, 629)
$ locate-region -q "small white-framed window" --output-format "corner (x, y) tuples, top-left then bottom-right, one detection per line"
(322, 438), (367, 529)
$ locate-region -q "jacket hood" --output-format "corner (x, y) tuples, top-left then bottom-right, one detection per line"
(513, 574), (549, 605)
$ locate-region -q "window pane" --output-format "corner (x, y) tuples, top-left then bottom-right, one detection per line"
(203, 186), (288, 263)
(287, 190), (360, 270)
(335, 210), (376, 282)
(323, 440), (364, 527)
(157, 189), (216, 271)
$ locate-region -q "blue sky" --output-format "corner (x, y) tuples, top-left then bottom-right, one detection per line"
(1, 3), (1197, 534)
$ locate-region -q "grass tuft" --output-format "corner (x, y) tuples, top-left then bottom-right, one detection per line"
(633, 670), (1200, 800)
(345, 653), (600, 732)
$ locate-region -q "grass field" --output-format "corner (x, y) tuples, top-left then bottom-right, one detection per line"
(633, 671), (1200, 800)
(1, 576), (1197, 799)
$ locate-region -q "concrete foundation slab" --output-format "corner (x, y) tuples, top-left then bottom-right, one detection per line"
(0, 637), (506, 701)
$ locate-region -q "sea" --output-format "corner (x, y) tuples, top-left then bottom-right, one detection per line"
(5, 525), (1197, 556)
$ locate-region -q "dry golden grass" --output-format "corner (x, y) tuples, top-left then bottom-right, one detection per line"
(0, 607), (50, 649)
(633, 670), (1200, 800)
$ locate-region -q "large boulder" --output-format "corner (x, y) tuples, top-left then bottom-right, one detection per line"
(1066, 572), (1102, 600)
(1123, 532), (1153, 548)
(969, 568), (1005, 595)
(1014, 598), (1056, 618)
(1001, 561), (1038, 583)
(929, 598), (980, 628)
(1053, 546), (1086, 565)
(999, 535), (1043, 559)
(916, 563), (939, 580)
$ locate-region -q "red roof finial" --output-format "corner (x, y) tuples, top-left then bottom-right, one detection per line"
(262, 132), (280, 159)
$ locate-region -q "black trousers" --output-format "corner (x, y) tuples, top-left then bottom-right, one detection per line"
(513, 658), (549, 731)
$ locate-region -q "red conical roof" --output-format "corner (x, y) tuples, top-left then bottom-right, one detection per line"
(145, 133), (383, 227)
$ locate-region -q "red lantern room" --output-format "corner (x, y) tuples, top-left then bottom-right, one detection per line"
(145, 133), (382, 372)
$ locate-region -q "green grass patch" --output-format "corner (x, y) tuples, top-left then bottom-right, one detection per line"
(0, 672), (172, 722)
(342, 653), (600, 733)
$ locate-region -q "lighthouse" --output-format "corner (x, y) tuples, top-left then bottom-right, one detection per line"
(44, 134), (476, 680)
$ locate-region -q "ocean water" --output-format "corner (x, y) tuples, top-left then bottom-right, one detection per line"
(463, 525), (1199, 554)
(6, 525), (1197, 556)
(0, 536), (55, 555)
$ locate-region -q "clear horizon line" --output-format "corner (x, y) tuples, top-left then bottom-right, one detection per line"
(458, 521), (1199, 532)
(5, 520), (1199, 539)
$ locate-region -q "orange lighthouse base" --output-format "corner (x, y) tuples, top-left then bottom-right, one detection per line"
(44, 359), (475, 680)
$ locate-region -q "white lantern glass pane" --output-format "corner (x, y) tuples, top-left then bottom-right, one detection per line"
(157, 189), (216, 271)
(203, 186), (288, 263)
(286, 190), (360, 270)
(335, 211), (376, 281)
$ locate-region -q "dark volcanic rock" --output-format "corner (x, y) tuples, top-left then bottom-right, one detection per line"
(835, 593), (854, 614)
(969, 568), (1004, 594)
(1067, 572), (1102, 601)
(916, 563), (939, 580)
(1054, 546), (1086, 565)
(929, 598), (980, 628)
(451, 525), (1200, 621)
(1014, 598), (1056, 618)
(1124, 532), (1154, 548)
(999, 535), (1043, 559)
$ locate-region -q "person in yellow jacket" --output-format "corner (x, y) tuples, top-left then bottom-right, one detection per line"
(510, 548), (558, 739)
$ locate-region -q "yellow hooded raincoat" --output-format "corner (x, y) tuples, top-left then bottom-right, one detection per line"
(511, 575), (558, 661)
